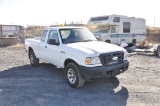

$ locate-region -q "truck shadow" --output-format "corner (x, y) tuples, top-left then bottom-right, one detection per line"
(0, 63), (128, 106)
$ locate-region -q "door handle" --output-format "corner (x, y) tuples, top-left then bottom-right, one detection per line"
(45, 46), (47, 48)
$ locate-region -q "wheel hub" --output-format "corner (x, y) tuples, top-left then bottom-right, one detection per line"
(158, 47), (160, 56)
(67, 68), (76, 84)
(30, 54), (34, 64)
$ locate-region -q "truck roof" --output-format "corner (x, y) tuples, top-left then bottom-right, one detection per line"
(44, 26), (85, 30)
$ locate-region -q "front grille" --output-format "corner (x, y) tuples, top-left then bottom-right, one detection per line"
(99, 51), (123, 66)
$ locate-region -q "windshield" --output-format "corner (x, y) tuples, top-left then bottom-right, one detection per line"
(59, 28), (97, 43)
(93, 26), (110, 33)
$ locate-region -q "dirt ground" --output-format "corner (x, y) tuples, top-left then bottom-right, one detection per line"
(0, 45), (160, 106)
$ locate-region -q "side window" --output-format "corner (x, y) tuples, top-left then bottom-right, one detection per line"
(91, 17), (109, 21)
(41, 30), (48, 42)
(110, 34), (119, 38)
(123, 22), (131, 33)
(47, 30), (59, 44)
(113, 17), (120, 22)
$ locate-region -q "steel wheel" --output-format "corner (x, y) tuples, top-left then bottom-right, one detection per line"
(30, 54), (34, 65)
(29, 51), (39, 67)
(65, 62), (85, 88)
(67, 68), (76, 84)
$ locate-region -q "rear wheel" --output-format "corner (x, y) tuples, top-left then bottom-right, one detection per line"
(132, 39), (136, 46)
(65, 62), (85, 88)
(29, 51), (39, 67)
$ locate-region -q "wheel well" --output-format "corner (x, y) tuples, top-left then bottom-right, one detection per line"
(133, 39), (136, 42)
(29, 47), (33, 54)
(105, 40), (111, 43)
(64, 59), (77, 68)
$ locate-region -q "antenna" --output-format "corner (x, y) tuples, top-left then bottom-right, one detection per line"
(154, 16), (155, 27)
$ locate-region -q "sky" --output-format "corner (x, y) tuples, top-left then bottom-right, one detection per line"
(0, 0), (159, 27)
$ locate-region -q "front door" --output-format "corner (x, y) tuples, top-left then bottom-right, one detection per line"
(119, 34), (129, 44)
(110, 26), (119, 45)
(45, 30), (61, 67)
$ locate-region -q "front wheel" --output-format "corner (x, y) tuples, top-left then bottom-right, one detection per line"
(65, 63), (85, 88)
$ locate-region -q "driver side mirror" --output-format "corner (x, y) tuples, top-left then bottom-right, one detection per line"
(48, 39), (59, 45)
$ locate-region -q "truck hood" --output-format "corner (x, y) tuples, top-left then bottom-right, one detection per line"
(66, 41), (125, 55)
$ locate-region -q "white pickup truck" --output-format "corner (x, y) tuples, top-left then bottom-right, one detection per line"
(25, 26), (129, 88)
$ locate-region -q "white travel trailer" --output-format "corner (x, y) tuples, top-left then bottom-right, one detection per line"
(87, 15), (146, 46)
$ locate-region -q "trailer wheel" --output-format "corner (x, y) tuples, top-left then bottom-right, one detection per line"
(154, 45), (160, 56)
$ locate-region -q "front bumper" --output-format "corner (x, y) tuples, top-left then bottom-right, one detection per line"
(79, 60), (129, 80)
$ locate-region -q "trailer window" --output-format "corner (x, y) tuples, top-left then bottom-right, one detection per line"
(113, 17), (120, 22)
(91, 17), (109, 21)
(123, 22), (131, 33)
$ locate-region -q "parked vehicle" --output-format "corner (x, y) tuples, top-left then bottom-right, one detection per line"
(87, 14), (146, 46)
(25, 26), (129, 88)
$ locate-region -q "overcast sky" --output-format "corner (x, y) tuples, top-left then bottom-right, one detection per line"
(0, 0), (159, 27)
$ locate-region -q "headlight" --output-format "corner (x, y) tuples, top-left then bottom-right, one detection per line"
(123, 51), (128, 60)
(85, 57), (101, 65)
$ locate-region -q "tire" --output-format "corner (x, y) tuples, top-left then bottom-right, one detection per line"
(132, 39), (136, 46)
(65, 62), (85, 88)
(105, 40), (111, 43)
(154, 46), (160, 56)
(29, 51), (39, 67)
(128, 43), (133, 47)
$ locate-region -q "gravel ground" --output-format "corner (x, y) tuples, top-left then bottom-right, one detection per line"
(0, 45), (160, 106)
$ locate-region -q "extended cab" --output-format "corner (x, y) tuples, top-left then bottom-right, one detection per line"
(25, 27), (129, 88)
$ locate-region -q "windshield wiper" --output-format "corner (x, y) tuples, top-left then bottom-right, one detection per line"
(65, 40), (83, 44)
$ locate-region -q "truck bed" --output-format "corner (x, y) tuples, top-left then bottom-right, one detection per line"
(25, 37), (41, 58)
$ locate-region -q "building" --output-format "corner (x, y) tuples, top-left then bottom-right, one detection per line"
(0, 25), (24, 37)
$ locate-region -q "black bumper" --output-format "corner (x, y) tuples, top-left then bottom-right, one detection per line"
(79, 60), (129, 80)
